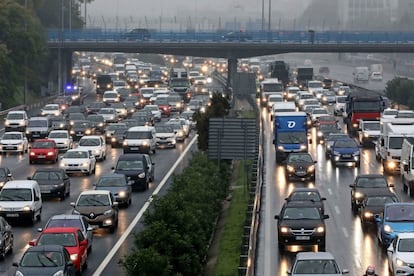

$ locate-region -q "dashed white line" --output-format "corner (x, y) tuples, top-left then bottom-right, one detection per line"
(334, 205), (340, 215)
(327, 188), (333, 195)
(342, 227), (349, 238)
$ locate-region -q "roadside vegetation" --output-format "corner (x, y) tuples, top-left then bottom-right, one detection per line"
(385, 76), (414, 109)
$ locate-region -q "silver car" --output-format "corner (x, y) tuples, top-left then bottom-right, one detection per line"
(287, 252), (349, 275)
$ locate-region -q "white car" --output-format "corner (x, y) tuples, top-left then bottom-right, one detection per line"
(168, 118), (190, 137)
(77, 135), (106, 161)
(334, 96), (347, 116)
(60, 149), (96, 175)
(310, 108), (329, 125)
(102, 90), (120, 104)
(0, 132), (29, 154)
(370, 71), (383, 81)
(155, 125), (176, 148)
(47, 130), (73, 151)
(40, 104), (61, 117)
(387, 232), (414, 276)
(381, 108), (398, 119)
(288, 252), (349, 275)
(98, 108), (118, 123)
(144, 105), (162, 122)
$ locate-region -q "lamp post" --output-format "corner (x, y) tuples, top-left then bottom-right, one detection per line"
(24, 0), (28, 106)
(268, 0), (271, 31)
(58, 0), (64, 95)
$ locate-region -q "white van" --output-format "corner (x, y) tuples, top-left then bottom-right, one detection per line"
(0, 180), (42, 224)
(123, 126), (156, 154)
(5, 110), (28, 132)
(270, 102), (296, 120)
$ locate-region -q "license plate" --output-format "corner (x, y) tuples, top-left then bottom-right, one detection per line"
(343, 154), (351, 158)
(295, 236), (310, 240)
(4, 147), (14, 150)
(37, 155), (46, 158)
(6, 213), (19, 217)
(130, 147), (139, 150)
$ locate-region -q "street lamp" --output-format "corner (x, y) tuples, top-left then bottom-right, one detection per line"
(24, 0), (28, 106)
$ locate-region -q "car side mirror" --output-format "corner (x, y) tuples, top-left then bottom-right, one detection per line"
(321, 197), (327, 201)
(274, 215), (280, 220)
(349, 184), (354, 188)
(323, 214), (329, 219)
(80, 239), (88, 246)
(70, 202), (75, 207)
(286, 269), (292, 275)
(342, 269), (349, 274)
(28, 240), (36, 246)
(388, 183), (394, 187)
(113, 202), (119, 207)
(387, 247), (394, 253)
(67, 260), (74, 266)
(37, 227), (43, 232)
(34, 196), (40, 201)
(314, 161), (317, 164)
(27, 176), (32, 180)
(12, 262), (18, 267)
(404, 164), (409, 172)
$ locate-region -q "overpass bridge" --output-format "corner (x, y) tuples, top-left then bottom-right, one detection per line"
(48, 29), (414, 89)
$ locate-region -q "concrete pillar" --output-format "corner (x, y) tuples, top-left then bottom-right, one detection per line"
(227, 57), (238, 89)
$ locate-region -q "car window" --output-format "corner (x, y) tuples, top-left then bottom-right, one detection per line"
(49, 132), (68, 138)
(398, 238), (414, 252)
(294, 260), (339, 274)
(386, 205), (414, 222)
(38, 233), (77, 247)
(2, 133), (22, 140)
(21, 251), (64, 267)
(116, 160), (144, 170)
(282, 207), (320, 219)
(334, 140), (357, 148)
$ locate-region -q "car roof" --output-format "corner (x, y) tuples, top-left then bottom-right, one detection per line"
(117, 153), (146, 160)
(3, 180), (38, 189)
(356, 174), (386, 179)
(66, 148), (90, 153)
(284, 201), (322, 208)
(33, 168), (64, 173)
(295, 251), (335, 260)
(79, 190), (111, 196)
(289, 187), (320, 194)
(49, 214), (84, 220)
(397, 232), (414, 239)
(128, 126), (155, 131)
(41, 227), (80, 234)
(26, 244), (66, 252)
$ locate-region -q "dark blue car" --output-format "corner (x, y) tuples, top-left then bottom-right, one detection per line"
(376, 203), (414, 248)
(330, 138), (361, 167)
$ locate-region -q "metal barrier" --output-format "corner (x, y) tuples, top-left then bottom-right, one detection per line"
(0, 96), (57, 117)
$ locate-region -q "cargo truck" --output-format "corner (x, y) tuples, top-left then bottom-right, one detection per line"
(296, 67), (314, 89)
(273, 112), (310, 163)
(400, 137), (414, 196)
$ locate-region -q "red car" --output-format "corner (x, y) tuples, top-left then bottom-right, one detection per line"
(29, 227), (88, 273)
(155, 96), (171, 117)
(29, 139), (59, 164)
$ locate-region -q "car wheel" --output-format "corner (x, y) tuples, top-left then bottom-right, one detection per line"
(92, 165), (96, 174)
(278, 242), (284, 253)
(319, 242), (326, 251)
(351, 202), (358, 215)
(82, 258), (88, 270)
(36, 209), (41, 221)
(60, 191), (65, 201)
(0, 247), (6, 259)
(87, 166), (92, 176)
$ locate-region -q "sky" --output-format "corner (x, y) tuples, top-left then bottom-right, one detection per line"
(86, 0), (310, 30)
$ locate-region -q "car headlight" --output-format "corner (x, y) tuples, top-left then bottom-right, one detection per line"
(104, 209), (113, 215)
(352, 123), (358, 128)
(353, 151), (360, 155)
(94, 149), (100, 154)
(23, 205), (31, 211)
(396, 258), (407, 267)
(383, 224), (393, 233)
(80, 162), (88, 167)
(363, 132), (369, 138)
(98, 123), (104, 127)
(118, 191), (127, 197)
(106, 133), (112, 137)
(178, 130), (184, 136)
(138, 172), (146, 178)
(30, 152), (35, 156)
(317, 131), (323, 137)
(355, 192), (364, 199)
(47, 152), (54, 156)
(387, 162), (397, 169)
(364, 211), (373, 218)
(142, 141), (149, 146)
(307, 165), (315, 172)
(0, 182), (4, 188)
(280, 226), (289, 233)
(300, 144), (307, 150)
(316, 226), (325, 233)
(72, 209), (80, 215)
(70, 254), (78, 261)
(123, 141), (128, 146)
(26, 130), (30, 134)
(111, 137), (116, 142)
(287, 165), (295, 172)
(277, 146), (284, 151)
(4, 121), (9, 126)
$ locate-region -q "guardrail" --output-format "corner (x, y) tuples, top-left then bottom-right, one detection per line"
(0, 96), (57, 117)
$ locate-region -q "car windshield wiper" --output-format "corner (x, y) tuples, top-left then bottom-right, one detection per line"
(40, 253), (58, 267)
(87, 198), (108, 206)
(0, 195), (14, 201)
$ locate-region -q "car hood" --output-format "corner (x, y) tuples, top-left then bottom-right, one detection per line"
(332, 147), (359, 153)
(27, 127), (47, 131)
(17, 267), (64, 275)
(1, 139), (22, 144)
(35, 179), (64, 186)
(50, 138), (69, 143)
(362, 206), (385, 215)
(75, 206), (112, 214)
(395, 252), (414, 263)
(0, 201), (33, 208)
(30, 148), (55, 154)
(78, 146), (101, 151)
(384, 221), (414, 233)
(291, 273), (342, 276)
(286, 161), (314, 168)
(61, 158), (89, 164)
(95, 186), (128, 195)
(114, 169), (145, 176)
(279, 219), (324, 228)
(362, 130), (380, 136)
(156, 132), (174, 138)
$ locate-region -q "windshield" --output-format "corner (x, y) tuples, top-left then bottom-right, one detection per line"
(104, 93), (118, 98)
(99, 109), (115, 115)
(7, 113), (24, 120)
(319, 124), (338, 131)
(168, 96), (181, 102)
(125, 131), (152, 139)
(383, 110), (398, 116)
(0, 169), (6, 178)
(69, 114), (85, 120)
(97, 177), (125, 187)
(2, 133), (22, 140)
(287, 154), (313, 163)
(155, 98), (169, 105)
(293, 260), (339, 274)
(20, 251), (64, 267)
(389, 137), (404, 150)
(87, 116), (104, 122)
(366, 196), (398, 206)
(43, 105), (58, 110)
(313, 109), (328, 115)
(308, 82), (322, 88)
(49, 132), (68, 139)
(155, 126), (174, 133)
(38, 233), (77, 247)
(262, 83), (283, 92)
(73, 121), (90, 128)
(32, 141), (54, 149)
(0, 188), (32, 201)
(282, 207), (320, 219)
(363, 122), (380, 131)
(301, 94), (313, 100)
(356, 177), (388, 188)
(289, 191), (321, 202)
(170, 80), (189, 86)
(79, 139), (100, 147)
(28, 120), (47, 127)
(63, 151), (88, 159)
(77, 194), (110, 206)
(334, 139), (358, 148)
(116, 160), (144, 170)
(106, 124), (126, 131)
(277, 132), (307, 144)
(353, 101), (382, 112)
(386, 205), (414, 222)
(336, 97), (347, 103)
(33, 171), (62, 180)
(398, 238), (414, 252)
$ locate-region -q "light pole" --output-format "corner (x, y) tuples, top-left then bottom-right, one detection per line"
(268, 0), (271, 31)
(24, 0), (28, 106)
(58, 0), (64, 95)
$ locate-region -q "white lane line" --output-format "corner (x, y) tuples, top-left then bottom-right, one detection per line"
(334, 205), (340, 215)
(354, 258), (362, 269)
(93, 135), (198, 276)
(327, 188), (332, 195)
(342, 227), (349, 238)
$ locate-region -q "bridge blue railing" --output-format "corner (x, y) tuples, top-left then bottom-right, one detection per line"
(47, 29), (414, 44)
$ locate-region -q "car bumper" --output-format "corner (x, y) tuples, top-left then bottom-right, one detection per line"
(123, 145), (151, 154)
(62, 165), (91, 173)
(278, 233), (325, 247)
(0, 210), (34, 220)
(30, 155), (57, 162)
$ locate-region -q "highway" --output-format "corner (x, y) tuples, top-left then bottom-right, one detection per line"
(256, 55), (403, 275)
(0, 78), (200, 276)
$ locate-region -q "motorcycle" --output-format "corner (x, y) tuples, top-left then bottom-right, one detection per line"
(363, 265), (378, 276)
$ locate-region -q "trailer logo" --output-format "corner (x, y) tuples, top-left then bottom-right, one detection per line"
(287, 121), (296, 128)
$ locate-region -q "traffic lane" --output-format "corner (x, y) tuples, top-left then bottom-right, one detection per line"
(258, 108), (412, 275)
(0, 131), (196, 274)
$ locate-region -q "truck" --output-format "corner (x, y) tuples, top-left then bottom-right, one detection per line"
(95, 74), (113, 95)
(344, 94), (385, 136)
(353, 66), (369, 81)
(259, 78), (284, 107)
(400, 137), (414, 196)
(296, 67), (314, 89)
(269, 61), (290, 87)
(273, 112), (309, 163)
(369, 64), (383, 74)
(376, 119), (414, 174)
(169, 77), (191, 102)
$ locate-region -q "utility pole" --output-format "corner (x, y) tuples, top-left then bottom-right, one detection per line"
(268, 0), (271, 31)
(261, 0), (265, 31)
(24, 0), (28, 106)
(58, 0), (64, 95)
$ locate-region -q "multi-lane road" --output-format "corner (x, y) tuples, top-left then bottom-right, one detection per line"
(0, 79), (199, 276)
(257, 55), (403, 276)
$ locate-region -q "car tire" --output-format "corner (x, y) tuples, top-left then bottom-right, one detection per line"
(319, 242), (326, 252)
(351, 202), (358, 214)
(36, 209), (41, 221)
(60, 191), (65, 201)
(331, 159), (336, 167)
(278, 242), (284, 253)
(87, 166), (92, 176)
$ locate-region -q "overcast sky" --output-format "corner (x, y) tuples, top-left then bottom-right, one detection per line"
(87, 0), (309, 29)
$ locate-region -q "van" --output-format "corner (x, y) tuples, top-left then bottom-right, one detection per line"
(26, 116), (52, 141)
(270, 102), (296, 121)
(123, 126), (156, 154)
(401, 137), (414, 196)
(5, 110), (28, 132)
(0, 180), (42, 224)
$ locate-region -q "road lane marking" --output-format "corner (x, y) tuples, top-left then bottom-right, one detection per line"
(334, 205), (340, 215)
(327, 188), (332, 195)
(342, 227), (349, 238)
(93, 134), (198, 276)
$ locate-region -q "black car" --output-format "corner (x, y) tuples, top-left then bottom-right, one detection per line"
(13, 245), (76, 276)
(93, 173), (132, 207)
(349, 174), (393, 214)
(28, 168), (71, 200)
(110, 127), (129, 148)
(324, 133), (350, 158)
(316, 123), (340, 144)
(86, 101), (106, 114)
(50, 115), (69, 130)
(0, 167), (13, 190)
(359, 188), (399, 227)
(222, 31), (252, 41)
(69, 120), (95, 141)
(0, 216), (13, 259)
(112, 154), (154, 191)
(285, 188), (326, 214)
(87, 114), (105, 134)
(125, 28), (151, 41)
(284, 152), (317, 181)
(275, 201), (329, 252)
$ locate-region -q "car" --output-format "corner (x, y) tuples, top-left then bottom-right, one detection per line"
(167, 94), (184, 113)
(358, 120), (380, 147)
(86, 101), (106, 115)
(376, 203), (414, 249)
(131, 112), (153, 126)
(349, 174), (393, 214)
(104, 123), (127, 142)
(267, 95), (284, 110)
(13, 245), (76, 276)
(330, 138), (361, 167)
(125, 28), (151, 40)
(102, 90), (120, 105)
(370, 71), (383, 81)
(0, 216), (13, 259)
(382, 108), (398, 119)
(285, 188), (326, 214)
(42, 214), (93, 254)
(165, 121), (186, 142)
(77, 135), (106, 161)
(316, 123), (340, 144)
(0, 167), (13, 190)
(324, 133), (350, 158)
(67, 112), (86, 127)
(155, 125), (177, 149)
(29, 139), (59, 164)
(28, 168), (70, 200)
(287, 252), (349, 275)
(336, 85), (351, 96)
(60, 149), (96, 175)
(143, 105), (162, 122)
(69, 120), (95, 141)
(0, 131), (29, 155)
(93, 173), (132, 207)
(284, 152), (316, 181)
(25, 116), (52, 141)
(310, 108), (329, 126)
(359, 188), (399, 228)
(4, 110), (28, 132)
(86, 114), (106, 134)
(41, 104), (61, 117)
(387, 232), (414, 275)
(222, 31), (252, 41)
(48, 130), (73, 152)
(122, 126), (157, 154)
(154, 96), (172, 117)
(318, 66), (330, 74)
(70, 190), (119, 233)
(29, 227), (88, 274)
(180, 111), (196, 129)
(50, 115), (70, 130)
(321, 90), (336, 105)
(333, 96), (347, 116)
(98, 107), (118, 123)
(275, 201), (329, 252)
(110, 102), (128, 119)
(112, 153), (154, 191)
(110, 127), (128, 148)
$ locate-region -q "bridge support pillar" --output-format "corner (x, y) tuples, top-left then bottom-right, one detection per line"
(227, 58), (238, 89)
